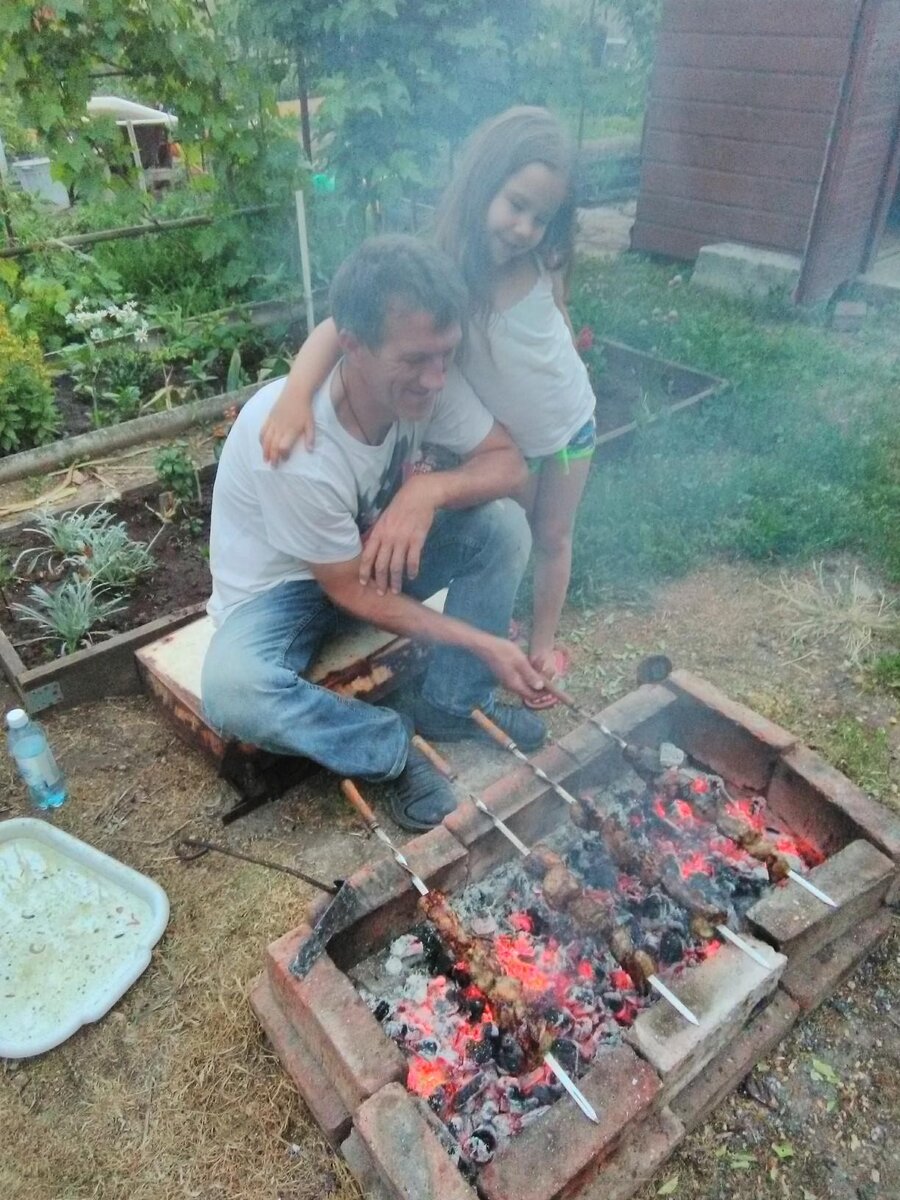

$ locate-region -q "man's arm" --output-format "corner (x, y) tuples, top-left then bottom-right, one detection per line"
(312, 556), (545, 701)
(360, 420), (526, 595)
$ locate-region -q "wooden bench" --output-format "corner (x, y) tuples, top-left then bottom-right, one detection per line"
(136, 591), (447, 821)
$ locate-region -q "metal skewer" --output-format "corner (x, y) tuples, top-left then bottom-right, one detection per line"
(411, 735), (530, 856)
(471, 708), (580, 806)
(544, 684), (839, 910)
(338, 776), (598, 1123)
(341, 780), (429, 895)
(457, 720), (702, 1026)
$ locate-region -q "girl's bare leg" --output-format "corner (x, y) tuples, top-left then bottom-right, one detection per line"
(525, 455), (592, 676)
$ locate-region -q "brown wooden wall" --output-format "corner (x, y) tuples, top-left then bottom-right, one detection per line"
(797, 0), (900, 301)
(631, 0), (861, 261)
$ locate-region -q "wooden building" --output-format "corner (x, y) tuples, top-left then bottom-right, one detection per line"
(630, 0), (900, 302)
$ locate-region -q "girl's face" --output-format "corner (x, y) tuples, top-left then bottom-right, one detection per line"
(485, 162), (568, 267)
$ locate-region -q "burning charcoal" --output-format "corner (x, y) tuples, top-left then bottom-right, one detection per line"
(531, 1083), (558, 1105)
(470, 914), (498, 937)
(466, 1126), (497, 1164)
(525, 907), (548, 936)
(495, 1034), (526, 1074)
(639, 893), (665, 920)
(373, 1000), (390, 1022)
(420, 925), (454, 975)
(454, 1072), (487, 1109)
(471, 1035), (493, 1065)
(417, 1038), (438, 1056)
(659, 742), (685, 768)
(604, 991), (625, 1013)
(549, 1037), (578, 1073)
(450, 964), (472, 989)
(384, 955), (403, 977)
(659, 929), (684, 965)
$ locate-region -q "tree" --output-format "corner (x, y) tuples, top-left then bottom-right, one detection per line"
(0, 0), (292, 199)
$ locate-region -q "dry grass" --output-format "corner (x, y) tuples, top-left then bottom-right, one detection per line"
(772, 561), (898, 666)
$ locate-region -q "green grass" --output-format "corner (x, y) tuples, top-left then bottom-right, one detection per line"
(867, 651), (900, 697)
(567, 256), (900, 601)
(816, 718), (893, 799)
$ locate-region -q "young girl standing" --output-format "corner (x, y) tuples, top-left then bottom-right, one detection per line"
(261, 107), (596, 707)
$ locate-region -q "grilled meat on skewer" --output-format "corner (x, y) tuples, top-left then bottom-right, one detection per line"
(574, 800), (727, 932)
(419, 891), (549, 1061)
(523, 848), (656, 990)
(616, 740), (794, 884)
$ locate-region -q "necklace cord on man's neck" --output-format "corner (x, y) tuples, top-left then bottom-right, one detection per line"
(339, 359), (374, 446)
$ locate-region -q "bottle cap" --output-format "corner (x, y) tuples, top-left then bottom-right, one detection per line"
(6, 708), (29, 730)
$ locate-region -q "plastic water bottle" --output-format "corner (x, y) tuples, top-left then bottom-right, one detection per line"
(6, 708), (67, 809)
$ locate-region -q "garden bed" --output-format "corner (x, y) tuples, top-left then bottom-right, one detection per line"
(0, 341), (725, 714)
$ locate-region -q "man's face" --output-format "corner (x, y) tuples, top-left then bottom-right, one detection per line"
(350, 307), (462, 422)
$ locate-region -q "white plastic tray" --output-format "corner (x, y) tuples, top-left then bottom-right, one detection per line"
(0, 817), (169, 1058)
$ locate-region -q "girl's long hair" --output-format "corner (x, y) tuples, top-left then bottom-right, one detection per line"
(433, 107), (576, 319)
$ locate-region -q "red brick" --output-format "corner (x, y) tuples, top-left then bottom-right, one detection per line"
(626, 935), (784, 1099)
(341, 1128), (393, 1200)
(780, 908), (893, 1012)
(670, 991), (799, 1133)
(666, 670), (797, 751)
(352, 1082), (477, 1200)
(266, 926), (405, 1112)
(771, 745), (900, 862)
(665, 670), (796, 790)
(479, 1044), (661, 1200)
(747, 839), (895, 963)
(574, 1107), (685, 1200)
(574, 682), (681, 747)
(249, 973), (351, 1147)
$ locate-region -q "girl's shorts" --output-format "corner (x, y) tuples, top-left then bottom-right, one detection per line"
(526, 414), (597, 474)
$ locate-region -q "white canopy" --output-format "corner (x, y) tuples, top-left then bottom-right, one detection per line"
(87, 96), (178, 128)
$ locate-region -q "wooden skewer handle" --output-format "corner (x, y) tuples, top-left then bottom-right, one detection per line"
(340, 779), (379, 830)
(470, 707), (514, 747)
(410, 735), (456, 780)
(543, 680), (579, 710)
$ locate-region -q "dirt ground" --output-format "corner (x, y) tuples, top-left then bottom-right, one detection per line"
(1, 558), (898, 1200)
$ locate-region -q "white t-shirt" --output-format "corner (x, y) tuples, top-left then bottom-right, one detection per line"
(463, 269), (596, 458)
(207, 369), (494, 627)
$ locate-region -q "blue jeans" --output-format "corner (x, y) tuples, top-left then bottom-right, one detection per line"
(201, 500), (531, 781)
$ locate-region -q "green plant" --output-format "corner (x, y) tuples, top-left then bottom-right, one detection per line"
(0, 307), (60, 452)
(11, 578), (127, 656)
(155, 443), (201, 508)
(68, 523), (156, 590)
(16, 505), (116, 574)
(867, 652), (900, 697)
(817, 718), (892, 799)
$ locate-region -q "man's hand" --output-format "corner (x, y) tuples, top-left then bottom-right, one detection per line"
(359, 477), (436, 595)
(478, 635), (548, 704)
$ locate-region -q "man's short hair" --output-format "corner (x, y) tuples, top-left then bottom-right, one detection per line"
(329, 234), (469, 349)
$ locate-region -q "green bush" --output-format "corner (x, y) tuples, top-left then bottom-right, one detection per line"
(0, 308), (60, 452)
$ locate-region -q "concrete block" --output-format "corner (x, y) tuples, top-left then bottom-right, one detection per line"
(626, 935), (785, 1098)
(575, 1107), (685, 1200)
(747, 839), (895, 963)
(780, 907), (893, 1012)
(692, 242), (801, 300)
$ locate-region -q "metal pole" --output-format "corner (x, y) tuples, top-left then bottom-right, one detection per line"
(294, 188), (316, 337)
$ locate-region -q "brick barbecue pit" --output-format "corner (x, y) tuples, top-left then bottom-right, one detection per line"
(252, 671), (900, 1200)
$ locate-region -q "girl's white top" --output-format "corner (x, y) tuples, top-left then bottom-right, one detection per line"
(462, 269), (596, 459)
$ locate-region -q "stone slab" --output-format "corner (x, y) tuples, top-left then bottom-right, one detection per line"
(691, 242), (801, 300)
(479, 1044), (661, 1200)
(266, 926), (406, 1113)
(746, 839), (895, 963)
(626, 934), (785, 1098)
(670, 990), (800, 1133)
(575, 1106), (685, 1200)
(353, 1082), (477, 1200)
(249, 973), (351, 1147)
(341, 1128), (393, 1200)
(780, 908), (894, 1012)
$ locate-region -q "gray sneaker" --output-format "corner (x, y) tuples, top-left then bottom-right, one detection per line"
(390, 742), (458, 831)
